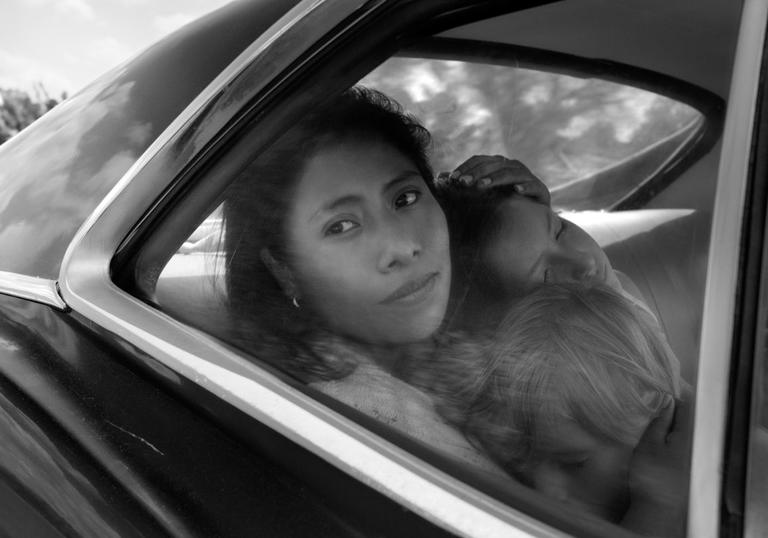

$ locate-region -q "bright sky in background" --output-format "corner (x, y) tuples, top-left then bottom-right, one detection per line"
(1, 0), (235, 98)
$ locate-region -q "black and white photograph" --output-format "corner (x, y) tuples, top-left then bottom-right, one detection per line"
(0, 1), (764, 537)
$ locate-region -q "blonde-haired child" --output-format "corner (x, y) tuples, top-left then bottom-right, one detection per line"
(423, 282), (683, 524)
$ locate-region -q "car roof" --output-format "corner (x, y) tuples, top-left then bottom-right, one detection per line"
(444, 0), (741, 98)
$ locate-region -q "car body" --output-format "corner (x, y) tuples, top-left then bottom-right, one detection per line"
(0, 0), (764, 536)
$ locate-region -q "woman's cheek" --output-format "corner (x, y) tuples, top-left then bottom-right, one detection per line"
(420, 199), (451, 261)
(297, 243), (382, 312)
(299, 249), (358, 294)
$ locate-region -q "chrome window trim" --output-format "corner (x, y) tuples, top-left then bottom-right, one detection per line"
(746, 234), (768, 534)
(0, 272), (67, 311)
(690, 0), (767, 537)
(59, 1), (562, 536)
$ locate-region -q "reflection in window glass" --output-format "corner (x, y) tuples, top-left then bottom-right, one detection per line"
(361, 58), (701, 206)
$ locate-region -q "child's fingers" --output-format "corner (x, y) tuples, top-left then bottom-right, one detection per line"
(434, 171), (452, 187)
(448, 156), (483, 185)
(450, 157), (551, 202)
(674, 387), (694, 433)
(639, 397), (676, 450)
(451, 154), (501, 178)
(627, 394), (690, 527)
(498, 174), (551, 204)
(667, 394), (693, 449)
(459, 156), (524, 180)
(450, 155), (519, 184)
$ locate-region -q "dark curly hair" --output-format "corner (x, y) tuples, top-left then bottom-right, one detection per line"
(222, 87), (435, 382)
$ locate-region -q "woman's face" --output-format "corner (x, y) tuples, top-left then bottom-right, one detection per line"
(284, 139), (451, 344)
(481, 197), (621, 296)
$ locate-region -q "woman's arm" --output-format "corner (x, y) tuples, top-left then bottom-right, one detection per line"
(436, 155), (550, 205)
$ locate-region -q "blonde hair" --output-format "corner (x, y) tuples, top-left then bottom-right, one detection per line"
(425, 283), (680, 477)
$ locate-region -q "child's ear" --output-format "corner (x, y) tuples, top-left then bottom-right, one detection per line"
(260, 247), (299, 299)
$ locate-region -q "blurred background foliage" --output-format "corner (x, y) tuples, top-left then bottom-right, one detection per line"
(361, 58), (700, 189)
(1, 60), (701, 187)
(0, 85), (66, 145)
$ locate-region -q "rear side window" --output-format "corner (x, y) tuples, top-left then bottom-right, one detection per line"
(362, 55), (707, 211)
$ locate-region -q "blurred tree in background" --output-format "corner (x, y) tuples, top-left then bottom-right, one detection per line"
(361, 58), (700, 189)
(0, 84), (65, 145)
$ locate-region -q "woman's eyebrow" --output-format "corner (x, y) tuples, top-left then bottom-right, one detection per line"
(309, 195), (362, 223)
(381, 170), (422, 194)
(324, 195), (362, 212)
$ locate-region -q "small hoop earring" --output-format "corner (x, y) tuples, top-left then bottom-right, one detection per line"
(292, 297), (300, 309)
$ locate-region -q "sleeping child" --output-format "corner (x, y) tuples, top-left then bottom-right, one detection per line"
(422, 282), (683, 525)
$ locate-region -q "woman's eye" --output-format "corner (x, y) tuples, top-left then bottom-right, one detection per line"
(394, 189), (421, 209)
(324, 219), (358, 236)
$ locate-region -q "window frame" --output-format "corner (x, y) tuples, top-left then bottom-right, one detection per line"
(689, 0), (768, 537)
(736, 2), (768, 536)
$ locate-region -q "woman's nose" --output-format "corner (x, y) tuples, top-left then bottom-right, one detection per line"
(377, 227), (422, 272)
(548, 248), (599, 283)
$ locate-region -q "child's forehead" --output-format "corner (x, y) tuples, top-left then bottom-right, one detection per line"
(533, 402), (651, 454)
(534, 415), (599, 453)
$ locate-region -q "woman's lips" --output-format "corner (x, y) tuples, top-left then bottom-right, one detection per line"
(381, 272), (439, 305)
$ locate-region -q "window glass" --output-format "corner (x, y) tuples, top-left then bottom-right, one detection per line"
(150, 10), (728, 538)
(155, 206), (226, 330)
(361, 57), (702, 210)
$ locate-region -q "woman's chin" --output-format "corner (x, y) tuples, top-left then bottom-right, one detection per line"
(322, 285), (450, 345)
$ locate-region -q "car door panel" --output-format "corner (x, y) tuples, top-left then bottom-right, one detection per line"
(0, 294), (450, 537)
